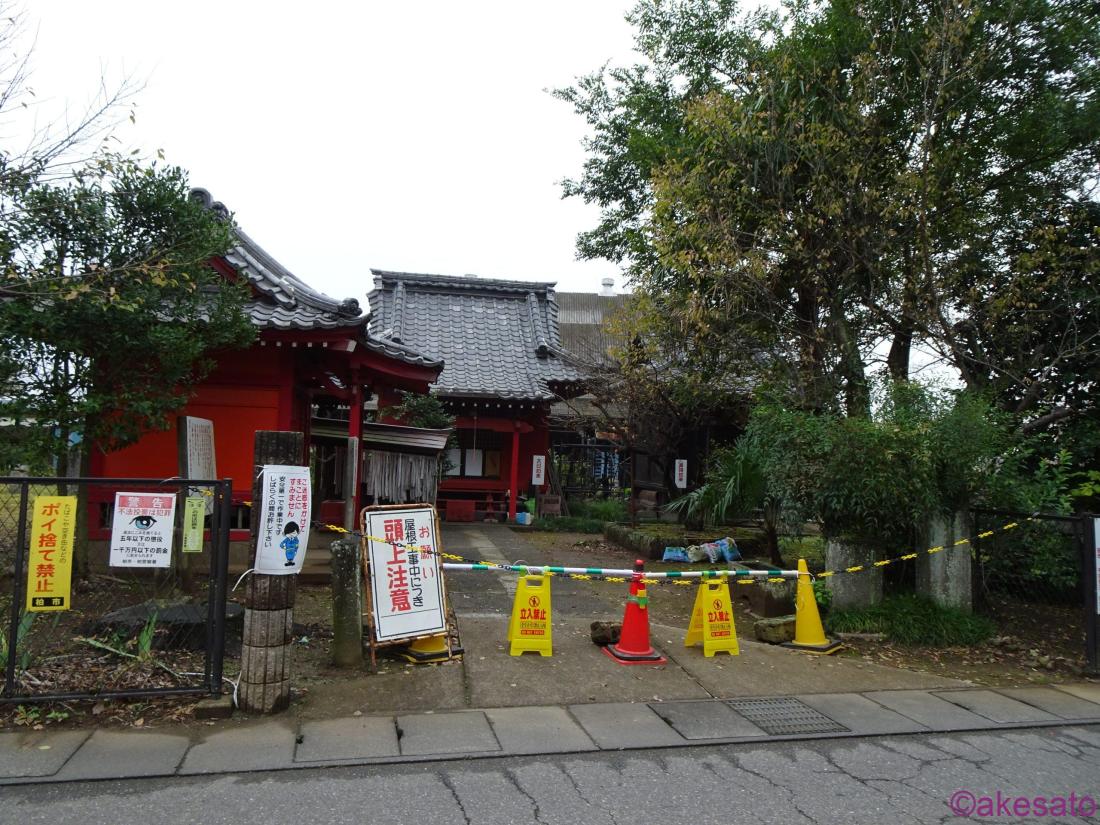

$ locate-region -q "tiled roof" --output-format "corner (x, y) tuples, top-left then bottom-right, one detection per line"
(368, 270), (587, 401)
(190, 189), (441, 371)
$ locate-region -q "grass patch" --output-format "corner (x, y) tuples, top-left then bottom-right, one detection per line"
(530, 516), (606, 533)
(825, 594), (996, 647)
(567, 498), (628, 522)
(778, 535), (825, 567)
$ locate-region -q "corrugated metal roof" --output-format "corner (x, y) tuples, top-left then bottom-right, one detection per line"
(368, 270), (586, 401)
(554, 291), (630, 367)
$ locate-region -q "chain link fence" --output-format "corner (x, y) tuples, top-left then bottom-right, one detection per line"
(2, 477), (231, 703)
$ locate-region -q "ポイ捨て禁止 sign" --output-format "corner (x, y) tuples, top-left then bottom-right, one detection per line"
(26, 495), (76, 611)
(364, 506), (446, 643)
(110, 493), (177, 568)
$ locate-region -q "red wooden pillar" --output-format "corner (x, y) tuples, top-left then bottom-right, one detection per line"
(509, 424), (520, 521)
(344, 382), (363, 531)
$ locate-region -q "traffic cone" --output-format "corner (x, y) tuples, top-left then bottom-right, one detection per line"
(781, 558), (842, 655)
(398, 633), (464, 663)
(603, 559), (667, 665)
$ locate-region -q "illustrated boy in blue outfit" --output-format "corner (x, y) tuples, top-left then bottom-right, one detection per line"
(281, 521), (301, 567)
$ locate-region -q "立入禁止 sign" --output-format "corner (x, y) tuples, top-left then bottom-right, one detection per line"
(110, 493), (176, 568)
(26, 495), (76, 611)
(254, 465), (312, 575)
(365, 507), (446, 642)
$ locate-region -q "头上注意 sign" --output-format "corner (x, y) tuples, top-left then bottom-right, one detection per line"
(110, 493), (176, 568)
(365, 506), (446, 642)
(254, 465), (312, 575)
(26, 495), (76, 611)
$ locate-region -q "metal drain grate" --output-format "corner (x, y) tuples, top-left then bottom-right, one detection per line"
(728, 698), (850, 736)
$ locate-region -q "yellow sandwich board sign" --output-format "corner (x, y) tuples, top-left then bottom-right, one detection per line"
(508, 575), (552, 656)
(685, 580), (739, 657)
(26, 496), (77, 612)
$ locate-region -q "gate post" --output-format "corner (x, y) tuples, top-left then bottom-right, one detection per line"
(330, 538), (363, 667)
(1083, 515), (1099, 676)
(239, 431), (303, 714)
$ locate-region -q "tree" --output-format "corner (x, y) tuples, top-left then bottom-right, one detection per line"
(0, 158), (255, 473)
(559, 0), (1100, 427)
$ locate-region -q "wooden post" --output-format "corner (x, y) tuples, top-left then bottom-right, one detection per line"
(509, 425), (520, 521)
(239, 431), (302, 714)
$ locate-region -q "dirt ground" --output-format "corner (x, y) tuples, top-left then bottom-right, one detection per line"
(3, 528), (1095, 731)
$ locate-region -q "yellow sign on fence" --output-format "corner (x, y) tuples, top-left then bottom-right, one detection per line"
(507, 575), (552, 656)
(685, 580), (739, 657)
(25, 495), (77, 612)
(182, 496), (206, 554)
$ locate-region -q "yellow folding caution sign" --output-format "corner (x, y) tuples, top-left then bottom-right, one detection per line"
(685, 579), (739, 657)
(507, 575), (552, 657)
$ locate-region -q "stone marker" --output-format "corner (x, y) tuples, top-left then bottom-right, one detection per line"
(330, 538), (364, 667)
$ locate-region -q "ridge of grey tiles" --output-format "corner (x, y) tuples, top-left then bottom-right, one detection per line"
(933, 689), (1059, 723)
(863, 690), (993, 731)
(484, 706), (599, 754)
(296, 716), (401, 762)
(798, 693), (928, 735)
(652, 700), (768, 740)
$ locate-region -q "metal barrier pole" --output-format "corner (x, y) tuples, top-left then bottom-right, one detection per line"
(209, 479), (232, 694)
(3, 482), (30, 697)
(1082, 514), (1099, 676)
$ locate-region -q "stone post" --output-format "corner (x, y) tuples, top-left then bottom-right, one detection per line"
(239, 431), (302, 714)
(330, 538), (364, 667)
(825, 538), (883, 610)
(917, 510), (973, 612)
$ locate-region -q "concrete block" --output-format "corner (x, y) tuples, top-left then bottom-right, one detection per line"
(916, 512), (972, 612)
(296, 716), (400, 762)
(180, 720), (296, 774)
(650, 700), (767, 739)
(864, 690), (994, 731)
(397, 711), (500, 756)
(754, 615), (796, 644)
(193, 695), (235, 720)
(825, 540), (882, 609)
(933, 689), (1059, 723)
(0, 730), (89, 779)
(484, 706), (598, 754)
(568, 702), (687, 749)
(56, 730), (190, 781)
(996, 687), (1100, 720)
(798, 693), (927, 735)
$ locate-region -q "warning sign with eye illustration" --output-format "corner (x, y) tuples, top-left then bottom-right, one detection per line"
(109, 492), (177, 568)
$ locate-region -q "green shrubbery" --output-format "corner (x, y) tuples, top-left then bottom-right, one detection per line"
(530, 516), (606, 533)
(825, 595), (996, 646)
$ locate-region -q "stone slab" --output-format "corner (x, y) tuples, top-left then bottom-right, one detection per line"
(484, 706), (598, 754)
(179, 720), (296, 775)
(568, 702), (687, 749)
(295, 716), (400, 762)
(997, 687), (1100, 720)
(397, 711), (500, 756)
(56, 730), (190, 781)
(650, 700), (768, 740)
(798, 693), (928, 735)
(933, 689), (1059, 724)
(1054, 683), (1100, 706)
(0, 730), (89, 779)
(863, 690), (995, 732)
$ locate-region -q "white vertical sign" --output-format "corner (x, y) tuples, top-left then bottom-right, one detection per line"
(365, 507), (446, 641)
(674, 459), (688, 489)
(255, 465), (312, 575)
(532, 455), (546, 486)
(110, 493), (177, 568)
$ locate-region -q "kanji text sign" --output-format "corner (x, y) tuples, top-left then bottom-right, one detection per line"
(182, 496), (205, 554)
(26, 495), (76, 611)
(255, 465), (312, 575)
(182, 416), (217, 515)
(532, 455), (546, 486)
(110, 493), (176, 568)
(365, 507), (446, 642)
(674, 459), (688, 489)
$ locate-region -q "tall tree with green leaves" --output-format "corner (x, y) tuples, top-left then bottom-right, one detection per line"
(0, 158), (255, 473)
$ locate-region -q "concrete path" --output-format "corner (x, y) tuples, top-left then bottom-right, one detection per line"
(2, 684), (1099, 785)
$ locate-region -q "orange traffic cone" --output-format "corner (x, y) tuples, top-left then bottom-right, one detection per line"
(603, 559), (667, 665)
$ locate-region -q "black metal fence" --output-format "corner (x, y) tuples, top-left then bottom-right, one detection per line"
(1, 477), (232, 703)
(972, 508), (1098, 675)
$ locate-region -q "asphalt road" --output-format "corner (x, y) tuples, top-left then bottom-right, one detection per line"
(3, 726), (1098, 825)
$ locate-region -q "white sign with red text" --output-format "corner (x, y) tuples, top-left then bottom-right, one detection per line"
(365, 506), (446, 642)
(254, 465), (312, 575)
(532, 455), (546, 486)
(674, 459), (688, 489)
(110, 493), (177, 568)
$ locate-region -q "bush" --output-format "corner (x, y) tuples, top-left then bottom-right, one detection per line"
(530, 516), (606, 533)
(825, 595), (996, 646)
(567, 498), (628, 522)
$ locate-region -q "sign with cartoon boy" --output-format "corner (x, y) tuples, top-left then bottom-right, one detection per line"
(254, 465), (312, 575)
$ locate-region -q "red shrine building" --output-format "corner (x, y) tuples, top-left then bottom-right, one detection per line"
(91, 190), (444, 540)
(367, 271), (585, 521)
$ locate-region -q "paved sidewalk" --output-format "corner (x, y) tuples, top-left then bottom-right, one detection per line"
(2, 684), (1099, 785)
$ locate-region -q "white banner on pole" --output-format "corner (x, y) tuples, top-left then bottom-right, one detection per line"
(110, 493), (177, 568)
(254, 465), (312, 575)
(674, 459), (688, 489)
(532, 455), (546, 486)
(365, 507), (446, 642)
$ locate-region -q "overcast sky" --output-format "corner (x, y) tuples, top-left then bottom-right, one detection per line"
(21, 2), (640, 301)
